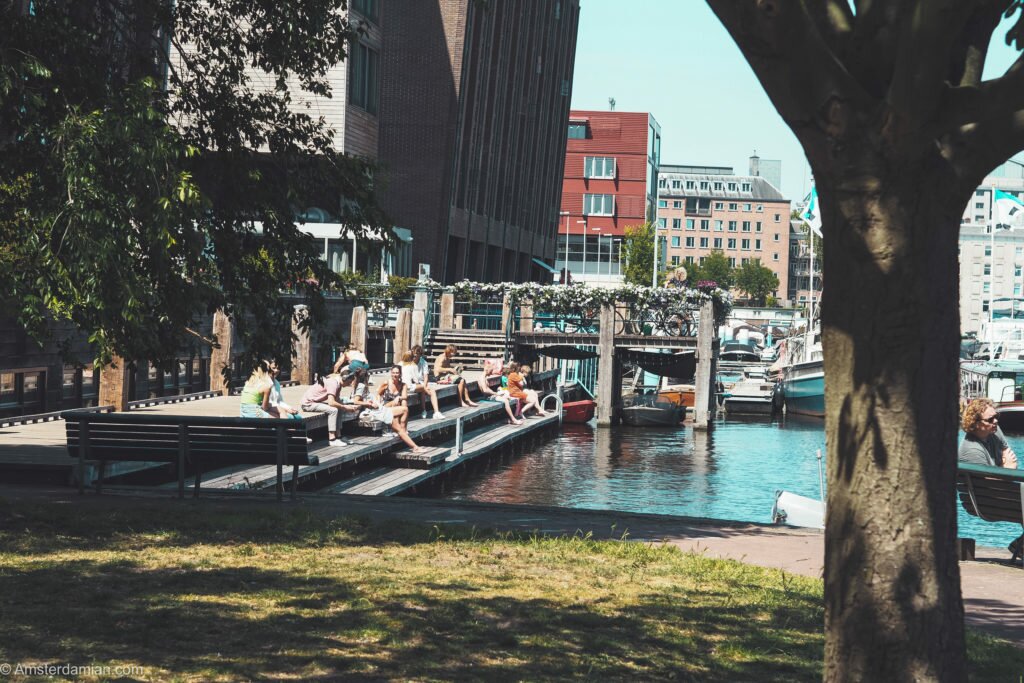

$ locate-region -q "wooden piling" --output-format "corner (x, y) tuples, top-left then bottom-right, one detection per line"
(209, 309), (234, 395)
(596, 303), (616, 427)
(440, 292), (455, 329)
(693, 300), (716, 430)
(98, 356), (131, 412)
(290, 305), (313, 385)
(350, 306), (368, 354)
(394, 308), (412, 363)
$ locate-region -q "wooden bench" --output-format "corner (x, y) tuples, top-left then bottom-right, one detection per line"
(62, 409), (324, 500)
(957, 462), (1024, 562)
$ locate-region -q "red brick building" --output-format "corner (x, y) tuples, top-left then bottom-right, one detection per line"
(379, 0), (581, 284)
(558, 110), (661, 286)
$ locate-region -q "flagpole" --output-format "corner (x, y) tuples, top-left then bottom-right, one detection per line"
(989, 184), (996, 352)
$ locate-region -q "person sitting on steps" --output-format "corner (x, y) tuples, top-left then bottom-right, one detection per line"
(477, 359), (523, 425)
(434, 344), (478, 408)
(402, 346), (443, 419)
(349, 366), (423, 453)
(300, 369), (360, 447)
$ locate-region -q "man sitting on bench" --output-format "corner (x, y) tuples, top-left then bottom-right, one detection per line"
(301, 370), (361, 447)
(959, 398), (1022, 559)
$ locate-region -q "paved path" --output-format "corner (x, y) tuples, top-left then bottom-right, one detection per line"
(0, 484), (1020, 646)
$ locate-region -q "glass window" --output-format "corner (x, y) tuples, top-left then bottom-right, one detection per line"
(774, 213), (781, 222)
(348, 41), (380, 114)
(729, 257), (736, 267)
(728, 183), (736, 191)
(658, 199), (668, 208)
(715, 202), (724, 210)
(658, 177), (667, 188)
(774, 233), (780, 241)
(671, 255), (680, 265)
(757, 204), (763, 212)
(1016, 266), (1022, 277)
(1016, 246), (1023, 258)
(742, 221), (751, 232)
(0, 372), (15, 405)
(742, 239), (751, 250)
(1016, 284), (1022, 296)
(700, 220), (709, 231)
(673, 201), (682, 209)
(984, 263), (991, 275)
(728, 221), (737, 231)
(584, 193), (615, 216)
(714, 182), (723, 191)
(729, 203), (738, 211)
(700, 181), (708, 190)
(714, 220), (723, 231)
(713, 238), (722, 249)
(672, 218), (681, 229)
(699, 237), (709, 248)
(568, 123), (587, 139)
(728, 238), (736, 249)
(657, 217), (667, 228)
(686, 180), (695, 190)
(756, 221), (763, 232)
(686, 219), (695, 230)
(351, 0), (379, 21)
(755, 239), (762, 250)
(62, 366), (78, 399)
(585, 156), (616, 179)
(745, 203), (752, 211)
(742, 183), (752, 192)
(672, 180), (681, 189)
(773, 253), (779, 261)
(983, 282), (991, 293)
(672, 236), (681, 247)
(686, 237), (695, 247)
(985, 245), (992, 257)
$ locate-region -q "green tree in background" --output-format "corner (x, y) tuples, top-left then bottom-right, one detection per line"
(620, 222), (656, 286)
(688, 250), (734, 290)
(0, 0), (388, 368)
(734, 259), (779, 305)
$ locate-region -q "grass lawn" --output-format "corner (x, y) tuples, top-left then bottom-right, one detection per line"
(0, 498), (1019, 681)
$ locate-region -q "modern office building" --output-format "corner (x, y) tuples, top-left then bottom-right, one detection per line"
(379, 0), (580, 284)
(557, 110), (661, 286)
(958, 173), (1024, 334)
(657, 165), (791, 300)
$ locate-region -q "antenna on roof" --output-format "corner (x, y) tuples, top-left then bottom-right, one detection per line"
(608, 97), (616, 111)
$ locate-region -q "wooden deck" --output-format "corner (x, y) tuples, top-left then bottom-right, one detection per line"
(329, 412), (560, 496)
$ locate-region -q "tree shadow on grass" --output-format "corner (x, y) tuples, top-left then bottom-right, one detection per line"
(0, 505), (828, 682)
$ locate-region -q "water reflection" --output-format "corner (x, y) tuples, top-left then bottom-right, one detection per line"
(441, 415), (1022, 548)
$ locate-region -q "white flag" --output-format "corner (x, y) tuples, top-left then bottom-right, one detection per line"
(994, 189), (1024, 229)
(800, 186), (823, 237)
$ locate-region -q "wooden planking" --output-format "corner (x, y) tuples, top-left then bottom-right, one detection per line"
(331, 413), (559, 497)
(389, 446), (452, 468)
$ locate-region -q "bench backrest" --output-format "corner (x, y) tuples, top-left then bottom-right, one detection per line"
(63, 410), (319, 466)
(957, 462), (1024, 525)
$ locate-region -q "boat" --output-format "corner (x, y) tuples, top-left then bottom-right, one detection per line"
(771, 490), (825, 529)
(960, 359), (1024, 431)
(562, 399), (596, 423)
(722, 370), (779, 415)
(658, 383), (695, 409)
(777, 322), (824, 417)
(719, 340), (763, 364)
(621, 394), (683, 426)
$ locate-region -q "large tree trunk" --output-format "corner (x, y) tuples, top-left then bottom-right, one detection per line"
(819, 160), (969, 681)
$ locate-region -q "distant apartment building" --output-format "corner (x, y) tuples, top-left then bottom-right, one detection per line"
(557, 110), (661, 286)
(748, 153), (782, 197)
(379, 0), (580, 284)
(958, 171), (1024, 334)
(788, 220), (822, 305)
(657, 165), (790, 299)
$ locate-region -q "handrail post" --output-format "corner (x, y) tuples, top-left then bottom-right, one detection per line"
(455, 416), (464, 454)
(77, 417), (89, 495)
(276, 424), (286, 502)
(177, 424), (187, 499)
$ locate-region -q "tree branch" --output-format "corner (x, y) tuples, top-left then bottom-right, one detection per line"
(933, 51), (1024, 135)
(705, 0), (872, 167)
(949, 109), (1024, 186)
(948, 0), (1009, 87)
(802, 0), (854, 53)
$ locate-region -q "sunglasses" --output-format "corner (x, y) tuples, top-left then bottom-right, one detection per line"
(981, 416), (999, 424)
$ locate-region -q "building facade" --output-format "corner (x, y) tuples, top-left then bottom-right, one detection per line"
(378, 0), (580, 284)
(959, 173), (1024, 334)
(656, 165), (791, 299)
(556, 110), (661, 286)
(788, 220), (822, 305)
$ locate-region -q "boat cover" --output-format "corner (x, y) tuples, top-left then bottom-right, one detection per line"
(617, 349), (696, 378)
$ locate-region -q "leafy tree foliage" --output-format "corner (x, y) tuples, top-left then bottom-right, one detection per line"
(687, 250), (734, 290)
(0, 0), (388, 368)
(734, 258), (779, 305)
(620, 222), (656, 286)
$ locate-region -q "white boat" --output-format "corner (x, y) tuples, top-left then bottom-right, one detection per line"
(722, 369), (778, 415)
(777, 322), (824, 417)
(771, 490), (825, 529)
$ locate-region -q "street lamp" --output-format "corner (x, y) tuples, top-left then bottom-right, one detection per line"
(559, 210), (569, 279)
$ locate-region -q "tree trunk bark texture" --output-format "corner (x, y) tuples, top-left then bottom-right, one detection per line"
(819, 163), (969, 681)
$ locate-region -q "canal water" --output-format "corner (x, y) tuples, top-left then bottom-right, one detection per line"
(440, 416), (1022, 550)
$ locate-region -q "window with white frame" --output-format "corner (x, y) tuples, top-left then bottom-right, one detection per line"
(568, 123), (587, 139)
(742, 221), (751, 232)
(673, 201), (682, 209)
(714, 220), (723, 231)
(584, 193), (615, 215)
(699, 237), (709, 248)
(700, 181), (708, 190)
(659, 178), (667, 188)
(728, 221), (737, 231)
(700, 219), (710, 230)
(742, 239), (751, 250)
(715, 202), (724, 210)
(729, 202), (738, 210)
(756, 221), (763, 232)
(755, 239), (762, 250)
(686, 237), (695, 247)
(728, 182), (736, 191)
(729, 257), (737, 267)
(585, 156), (616, 179)
(742, 182), (751, 192)
(672, 180), (682, 189)
(686, 180), (695, 190)
(744, 203), (752, 211)
(672, 218), (681, 229)
(657, 217), (667, 228)
(728, 238), (736, 249)
(714, 237), (723, 249)
(773, 253), (779, 261)
(1017, 265), (1023, 277)
(658, 199), (667, 208)
(714, 181), (723, 191)
(686, 219), (695, 230)
(672, 236), (681, 247)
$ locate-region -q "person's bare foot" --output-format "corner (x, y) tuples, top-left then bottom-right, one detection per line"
(467, 401), (479, 407)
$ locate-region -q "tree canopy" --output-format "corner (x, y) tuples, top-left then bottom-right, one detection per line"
(688, 250), (734, 290)
(620, 222), (656, 286)
(734, 258), (779, 305)
(0, 0), (388, 368)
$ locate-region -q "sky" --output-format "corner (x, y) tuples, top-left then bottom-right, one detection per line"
(570, 1), (1023, 204)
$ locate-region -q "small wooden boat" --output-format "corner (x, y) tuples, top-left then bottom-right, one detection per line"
(722, 372), (778, 415)
(658, 383), (695, 409)
(621, 395), (683, 426)
(562, 399), (596, 423)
